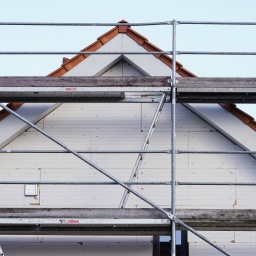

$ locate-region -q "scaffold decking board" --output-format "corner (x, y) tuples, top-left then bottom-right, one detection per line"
(0, 76), (170, 102)
(0, 208), (256, 233)
(176, 77), (256, 103)
(1, 76), (256, 103)
(177, 77), (256, 88)
(0, 76), (170, 87)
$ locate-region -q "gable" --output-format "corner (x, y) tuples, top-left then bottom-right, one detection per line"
(1, 101), (256, 209)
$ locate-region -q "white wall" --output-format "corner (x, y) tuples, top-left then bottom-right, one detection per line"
(1, 102), (255, 210)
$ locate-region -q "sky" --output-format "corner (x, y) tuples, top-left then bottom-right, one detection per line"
(0, 0), (256, 118)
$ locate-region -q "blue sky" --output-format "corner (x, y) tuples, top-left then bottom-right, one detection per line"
(0, 0), (256, 117)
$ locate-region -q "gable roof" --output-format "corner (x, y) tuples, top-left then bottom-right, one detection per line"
(0, 20), (256, 131)
(48, 20), (195, 78)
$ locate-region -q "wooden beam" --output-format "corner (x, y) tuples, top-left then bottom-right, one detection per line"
(176, 77), (256, 88)
(0, 76), (170, 102)
(2, 76), (256, 89)
(0, 76), (170, 87)
(1, 76), (256, 103)
(176, 209), (256, 231)
(1, 208), (256, 232)
(0, 208), (171, 236)
(176, 77), (256, 103)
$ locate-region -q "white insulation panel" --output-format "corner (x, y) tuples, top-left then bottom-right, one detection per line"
(1, 242), (152, 256)
(189, 243), (256, 256)
(1, 102), (256, 210)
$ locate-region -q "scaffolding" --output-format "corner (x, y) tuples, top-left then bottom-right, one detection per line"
(1, 20), (256, 256)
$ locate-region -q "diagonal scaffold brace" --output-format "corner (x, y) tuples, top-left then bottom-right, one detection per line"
(0, 103), (232, 256)
(119, 93), (166, 208)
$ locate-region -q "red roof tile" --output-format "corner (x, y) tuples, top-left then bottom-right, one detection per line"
(0, 103), (23, 122)
(48, 20), (195, 78)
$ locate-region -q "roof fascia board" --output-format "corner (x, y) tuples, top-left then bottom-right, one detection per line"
(63, 34), (123, 77)
(122, 35), (179, 77)
(184, 103), (256, 153)
(0, 103), (61, 149)
(62, 34), (176, 78)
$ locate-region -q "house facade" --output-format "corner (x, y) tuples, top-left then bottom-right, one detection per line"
(0, 21), (256, 255)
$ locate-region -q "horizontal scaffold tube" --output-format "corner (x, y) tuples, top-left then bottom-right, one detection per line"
(0, 51), (171, 55)
(0, 181), (255, 186)
(0, 21), (171, 26)
(0, 149), (255, 154)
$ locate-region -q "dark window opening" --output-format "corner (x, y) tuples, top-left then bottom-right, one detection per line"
(153, 231), (189, 256)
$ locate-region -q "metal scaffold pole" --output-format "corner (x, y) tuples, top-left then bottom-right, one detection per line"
(171, 19), (177, 256)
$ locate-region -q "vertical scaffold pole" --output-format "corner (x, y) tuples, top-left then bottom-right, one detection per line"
(171, 19), (177, 256)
